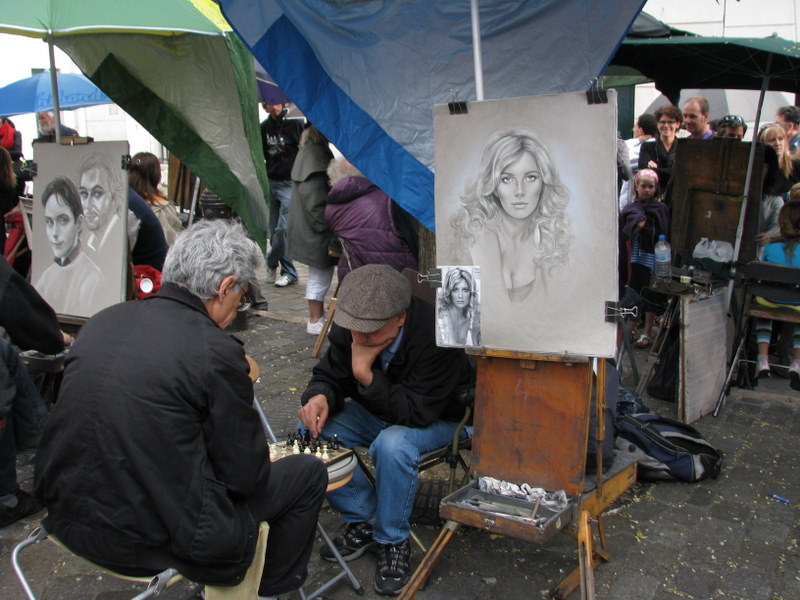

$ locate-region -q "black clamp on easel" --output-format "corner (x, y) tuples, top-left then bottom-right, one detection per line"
(586, 78), (608, 105)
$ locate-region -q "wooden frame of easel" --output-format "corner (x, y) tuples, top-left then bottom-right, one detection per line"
(398, 350), (636, 600)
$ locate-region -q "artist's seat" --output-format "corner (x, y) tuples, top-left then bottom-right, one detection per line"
(12, 522), (270, 600)
(719, 261), (800, 401)
(17, 349), (66, 407)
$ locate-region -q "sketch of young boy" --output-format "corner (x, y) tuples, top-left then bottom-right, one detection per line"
(35, 176), (103, 316)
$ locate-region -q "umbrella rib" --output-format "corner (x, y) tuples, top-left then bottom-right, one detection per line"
(48, 25), (228, 36)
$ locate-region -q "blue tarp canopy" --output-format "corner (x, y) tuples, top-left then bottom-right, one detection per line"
(219, 0), (645, 230)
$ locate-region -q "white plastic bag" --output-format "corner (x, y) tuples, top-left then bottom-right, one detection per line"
(692, 237), (734, 263)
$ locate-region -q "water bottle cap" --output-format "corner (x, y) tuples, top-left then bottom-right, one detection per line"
(658, 234), (666, 240)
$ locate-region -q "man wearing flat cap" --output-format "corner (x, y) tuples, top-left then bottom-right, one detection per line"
(299, 263), (472, 596)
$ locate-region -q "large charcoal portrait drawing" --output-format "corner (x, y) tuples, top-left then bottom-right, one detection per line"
(32, 142), (129, 319)
(434, 92), (618, 357)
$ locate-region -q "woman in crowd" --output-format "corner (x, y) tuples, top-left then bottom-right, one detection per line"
(286, 125), (336, 335)
(620, 169), (670, 349)
(759, 124), (800, 197)
(436, 267), (480, 347)
(449, 129), (569, 303)
(638, 104), (682, 205)
(754, 194), (800, 390)
(128, 152), (183, 245)
(324, 157), (417, 282)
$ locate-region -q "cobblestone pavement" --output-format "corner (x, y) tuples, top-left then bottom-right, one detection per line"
(1, 263), (798, 599)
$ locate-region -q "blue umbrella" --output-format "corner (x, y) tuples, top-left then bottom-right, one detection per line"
(0, 71), (112, 117)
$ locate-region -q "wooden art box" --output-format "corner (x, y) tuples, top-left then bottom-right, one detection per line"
(440, 482), (573, 544)
(670, 138), (763, 265)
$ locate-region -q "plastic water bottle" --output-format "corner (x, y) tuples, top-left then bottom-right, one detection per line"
(654, 234), (672, 279)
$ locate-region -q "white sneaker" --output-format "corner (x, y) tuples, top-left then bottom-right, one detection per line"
(266, 268), (277, 284)
(275, 275), (296, 287)
(307, 316), (325, 335)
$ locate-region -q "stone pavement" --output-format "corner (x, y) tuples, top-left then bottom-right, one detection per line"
(1, 263), (799, 600)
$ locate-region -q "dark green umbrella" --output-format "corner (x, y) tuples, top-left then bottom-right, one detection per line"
(611, 34), (800, 104)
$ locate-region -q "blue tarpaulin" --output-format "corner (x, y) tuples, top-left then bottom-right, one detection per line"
(219, 0), (645, 230)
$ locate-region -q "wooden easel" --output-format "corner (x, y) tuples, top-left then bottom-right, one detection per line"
(399, 351), (636, 600)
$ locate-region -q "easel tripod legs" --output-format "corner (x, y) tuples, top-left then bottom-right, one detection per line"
(551, 513), (608, 600)
(397, 520), (461, 600)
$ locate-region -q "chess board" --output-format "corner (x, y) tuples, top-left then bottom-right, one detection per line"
(268, 439), (358, 487)
(269, 440), (353, 464)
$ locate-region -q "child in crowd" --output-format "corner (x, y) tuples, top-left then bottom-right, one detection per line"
(620, 169), (671, 348)
(755, 195), (800, 390)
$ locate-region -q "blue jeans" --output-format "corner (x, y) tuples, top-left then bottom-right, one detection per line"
(320, 399), (465, 544)
(266, 179), (297, 282)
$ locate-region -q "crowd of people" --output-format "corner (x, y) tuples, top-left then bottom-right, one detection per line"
(619, 98), (800, 361)
(2, 95), (800, 600)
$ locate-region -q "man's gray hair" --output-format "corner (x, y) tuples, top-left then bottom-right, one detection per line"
(162, 220), (261, 301)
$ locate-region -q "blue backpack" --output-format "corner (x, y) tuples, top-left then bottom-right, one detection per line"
(615, 413), (723, 483)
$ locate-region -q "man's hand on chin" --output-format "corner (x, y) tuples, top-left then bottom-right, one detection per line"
(351, 338), (392, 387)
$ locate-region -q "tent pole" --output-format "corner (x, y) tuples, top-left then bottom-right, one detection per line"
(47, 35), (62, 144)
(727, 54), (772, 309)
(470, 0), (484, 101)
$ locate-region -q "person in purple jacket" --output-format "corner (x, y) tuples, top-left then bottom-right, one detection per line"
(324, 157), (417, 282)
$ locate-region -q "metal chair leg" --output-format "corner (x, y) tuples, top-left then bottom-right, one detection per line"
(252, 395), (364, 597)
(299, 522), (365, 598)
(12, 526), (49, 600)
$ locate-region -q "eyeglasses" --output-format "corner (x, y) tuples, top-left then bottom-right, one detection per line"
(719, 114), (745, 127)
(658, 120), (677, 125)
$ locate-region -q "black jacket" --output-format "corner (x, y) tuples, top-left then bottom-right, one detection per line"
(0, 255), (62, 354)
(35, 283), (268, 585)
(261, 114), (304, 181)
(301, 297), (471, 426)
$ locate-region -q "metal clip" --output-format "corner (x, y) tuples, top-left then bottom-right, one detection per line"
(121, 154), (131, 170)
(448, 101), (468, 115)
(418, 268), (442, 288)
(605, 301), (638, 323)
(586, 78), (608, 105)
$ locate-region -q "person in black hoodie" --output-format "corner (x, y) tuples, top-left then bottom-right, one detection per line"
(261, 102), (305, 287)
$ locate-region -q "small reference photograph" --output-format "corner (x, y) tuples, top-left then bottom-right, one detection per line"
(434, 92), (618, 357)
(31, 141), (129, 318)
(436, 265), (481, 348)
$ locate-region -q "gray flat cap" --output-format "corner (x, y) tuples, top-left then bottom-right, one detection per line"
(333, 264), (412, 332)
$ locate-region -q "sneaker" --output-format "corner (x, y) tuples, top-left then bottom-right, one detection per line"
(274, 275), (297, 288)
(757, 355), (771, 379)
(320, 522), (375, 562)
(0, 490), (42, 528)
(306, 316), (325, 335)
(266, 268), (277, 284)
(374, 539), (411, 596)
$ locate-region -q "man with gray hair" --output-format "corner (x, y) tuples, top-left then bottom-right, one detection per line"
(298, 264), (472, 596)
(35, 220), (327, 598)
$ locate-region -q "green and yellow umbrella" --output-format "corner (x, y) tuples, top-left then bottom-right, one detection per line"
(0, 0), (269, 246)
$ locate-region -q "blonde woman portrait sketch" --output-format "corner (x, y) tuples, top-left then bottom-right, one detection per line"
(450, 130), (570, 303)
(436, 266), (481, 347)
